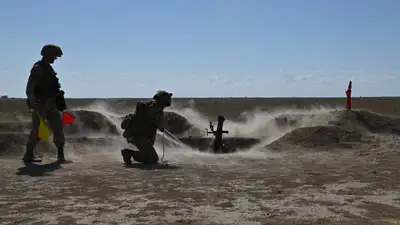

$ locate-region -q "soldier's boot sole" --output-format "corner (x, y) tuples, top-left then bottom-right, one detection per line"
(121, 149), (133, 165)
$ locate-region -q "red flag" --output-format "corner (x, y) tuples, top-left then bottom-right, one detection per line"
(62, 112), (76, 125)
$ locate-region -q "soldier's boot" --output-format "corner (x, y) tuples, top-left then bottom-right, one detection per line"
(121, 149), (133, 165)
(57, 147), (66, 163)
(22, 149), (41, 163)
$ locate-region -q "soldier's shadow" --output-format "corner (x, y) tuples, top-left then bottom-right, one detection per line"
(16, 161), (62, 177)
(125, 162), (181, 170)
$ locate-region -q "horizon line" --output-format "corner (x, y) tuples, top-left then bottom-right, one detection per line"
(1, 96), (400, 100)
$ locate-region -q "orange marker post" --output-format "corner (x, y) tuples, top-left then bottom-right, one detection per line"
(345, 81), (352, 110)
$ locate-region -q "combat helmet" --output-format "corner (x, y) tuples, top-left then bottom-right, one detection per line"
(153, 90), (173, 106)
(41, 44), (63, 57)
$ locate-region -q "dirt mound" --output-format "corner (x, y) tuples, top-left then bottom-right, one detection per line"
(0, 110), (200, 137)
(117, 111), (201, 137)
(329, 110), (400, 135)
(0, 134), (56, 156)
(0, 122), (29, 133)
(163, 111), (202, 136)
(63, 110), (120, 136)
(267, 125), (365, 150)
(272, 109), (400, 137)
(0, 110), (122, 156)
(0, 110), (120, 136)
(0, 133), (28, 156)
(0, 133), (122, 156)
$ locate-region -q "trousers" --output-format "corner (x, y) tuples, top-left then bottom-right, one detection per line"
(26, 108), (65, 150)
(129, 138), (159, 164)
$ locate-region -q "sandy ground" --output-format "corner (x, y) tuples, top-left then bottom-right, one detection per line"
(0, 98), (400, 225)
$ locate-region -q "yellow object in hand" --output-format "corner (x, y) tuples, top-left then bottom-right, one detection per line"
(38, 115), (50, 140)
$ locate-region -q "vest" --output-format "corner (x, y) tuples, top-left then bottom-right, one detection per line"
(33, 61), (61, 101)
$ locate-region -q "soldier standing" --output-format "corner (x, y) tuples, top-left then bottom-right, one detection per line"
(23, 44), (67, 163)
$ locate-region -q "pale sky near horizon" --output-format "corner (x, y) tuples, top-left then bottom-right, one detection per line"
(0, 0), (399, 98)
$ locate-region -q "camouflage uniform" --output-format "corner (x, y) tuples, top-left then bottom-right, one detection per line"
(121, 90), (172, 165)
(23, 44), (66, 163)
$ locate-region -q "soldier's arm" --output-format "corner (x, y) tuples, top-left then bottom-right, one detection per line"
(25, 64), (43, 104)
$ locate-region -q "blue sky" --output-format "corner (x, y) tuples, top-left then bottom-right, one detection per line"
(0, 0), (399, 98)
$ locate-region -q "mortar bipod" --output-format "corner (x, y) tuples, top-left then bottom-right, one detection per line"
(205, 115), (229, 153)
